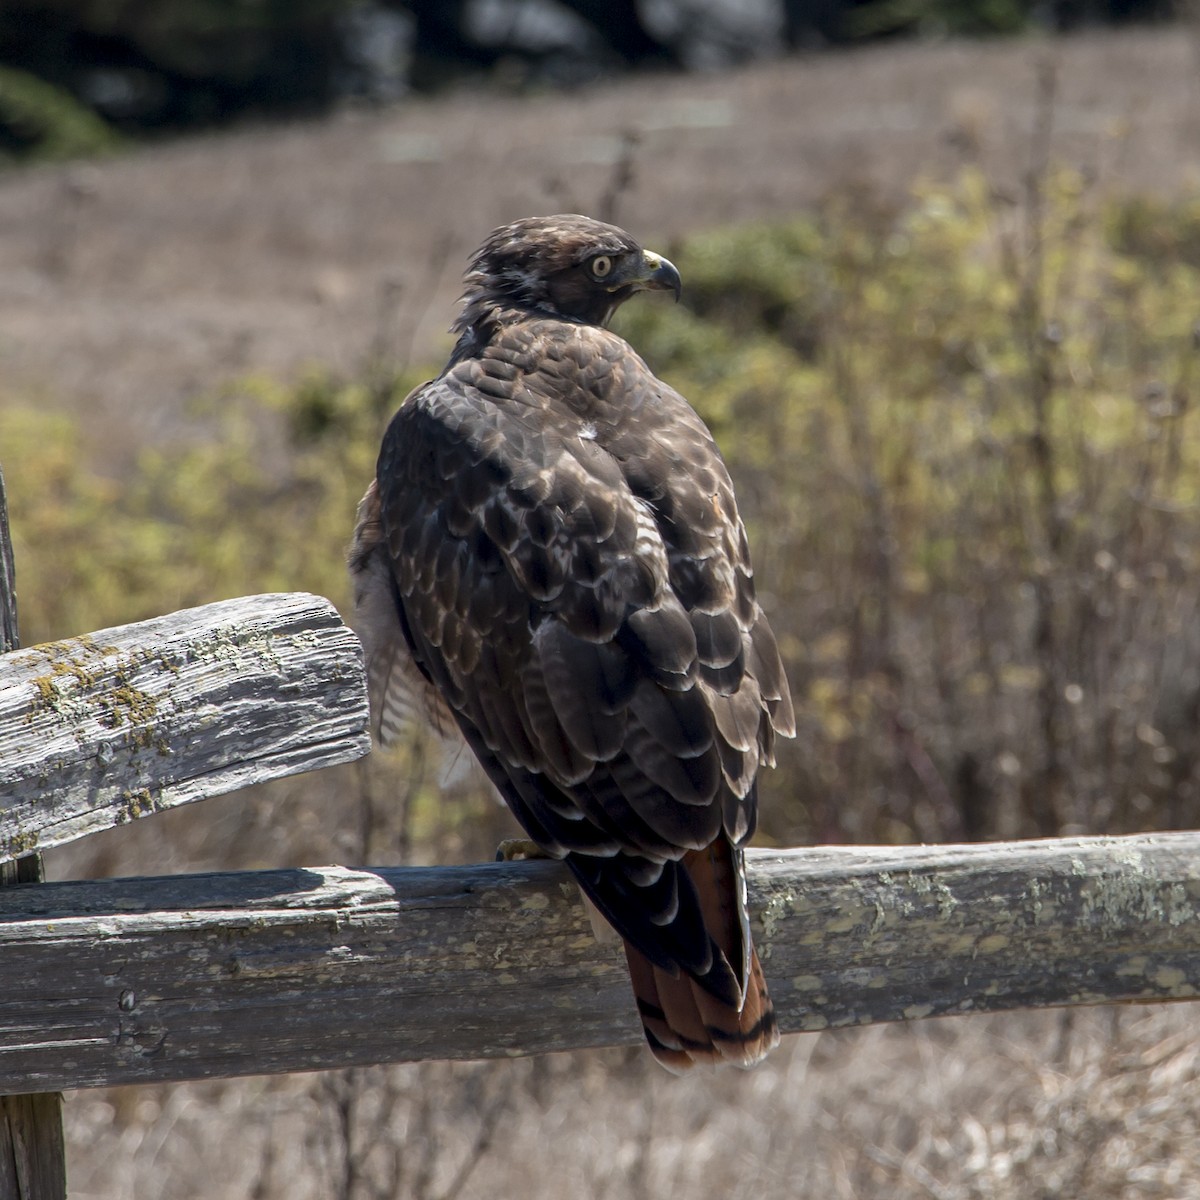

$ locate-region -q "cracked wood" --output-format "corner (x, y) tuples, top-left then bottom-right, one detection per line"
(3, 833), (1200, 1093)
(0, 592), (371, 863)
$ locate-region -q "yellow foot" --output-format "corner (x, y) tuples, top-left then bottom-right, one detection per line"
(495, 837), (550, 862)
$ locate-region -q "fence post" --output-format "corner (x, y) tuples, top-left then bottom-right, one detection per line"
(0, 466), (68, 1200)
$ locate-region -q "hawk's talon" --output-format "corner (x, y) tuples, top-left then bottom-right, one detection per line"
(495, 837), (549, 862)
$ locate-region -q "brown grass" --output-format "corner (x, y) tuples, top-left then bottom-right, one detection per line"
(63, 1006), (1200, 1199)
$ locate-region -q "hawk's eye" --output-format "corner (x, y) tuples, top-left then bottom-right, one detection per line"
(590, 255), (613, 280)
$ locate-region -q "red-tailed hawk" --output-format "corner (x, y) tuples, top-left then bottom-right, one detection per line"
(350, 214), (794, 1072)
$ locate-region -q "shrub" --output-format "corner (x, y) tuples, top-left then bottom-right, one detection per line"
(0, 66), (119, 162)
(619, 168), (1200, 845)
(7, 168), (1200, 852)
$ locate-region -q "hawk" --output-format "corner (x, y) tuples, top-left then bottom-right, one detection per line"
(350, 214), (795, 1072)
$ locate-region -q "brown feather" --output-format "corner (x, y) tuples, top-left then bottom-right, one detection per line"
(348, 481), (482, 791)
(355, 215), (794, 1073)
(623, 837), (779, 1074)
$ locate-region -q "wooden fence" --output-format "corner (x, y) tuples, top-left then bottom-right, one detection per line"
(5, 468), (1200, 1197)
(7, 835), (1200, 1095)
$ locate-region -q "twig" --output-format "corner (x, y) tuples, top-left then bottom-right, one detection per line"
(596, 129), (642, 226)
(1020, 56), (1069, 835)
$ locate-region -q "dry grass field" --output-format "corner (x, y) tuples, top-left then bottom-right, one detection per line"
(59, 1007), (1200, 1200)
(5, 24), (1200, 1199)
(1, 28), (1197, 436)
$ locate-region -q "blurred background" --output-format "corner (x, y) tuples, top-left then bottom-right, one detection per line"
(0, 0), (1181, 152)
(3, 3), (1200, 1197)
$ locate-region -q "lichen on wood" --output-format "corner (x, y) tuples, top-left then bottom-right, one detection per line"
(0, 592), (370, 863)
(4, 833), (1200, 1094)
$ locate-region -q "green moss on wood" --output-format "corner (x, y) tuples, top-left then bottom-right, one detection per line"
(24, 634), (174, 753)
(116, 788), (161, 824)
(2, 829), (39, 859)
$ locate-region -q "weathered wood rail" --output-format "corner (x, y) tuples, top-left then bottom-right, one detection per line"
(4, 833), (1200, 1095)
(1, 449), (373, 1197)
(0, 592), (370, 864)
(0, 467), (66, 1200)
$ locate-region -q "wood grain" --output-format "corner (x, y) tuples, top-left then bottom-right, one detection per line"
(0, 464), (66, 1200)
(0, 592), (370, 863)
(3, 833), (1200, 1094)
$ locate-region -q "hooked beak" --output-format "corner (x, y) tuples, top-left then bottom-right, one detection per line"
(631, 249), (682, 302)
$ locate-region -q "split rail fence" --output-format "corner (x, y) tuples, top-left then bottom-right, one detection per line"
(5, 467), (1200, 1198)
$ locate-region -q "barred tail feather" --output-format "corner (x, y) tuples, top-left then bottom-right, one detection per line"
(621, 837), (779, 1074)
(625, 940), (778, 1074)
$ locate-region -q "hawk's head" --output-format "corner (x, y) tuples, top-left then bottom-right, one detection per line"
(456, 214), (682, 331)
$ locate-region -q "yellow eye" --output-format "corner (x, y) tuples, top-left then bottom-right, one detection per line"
(591, 255), (613, 279)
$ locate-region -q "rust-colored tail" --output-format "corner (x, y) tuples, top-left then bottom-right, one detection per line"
(624, 941), (778, 1073)
(623, 840), (779, 1074)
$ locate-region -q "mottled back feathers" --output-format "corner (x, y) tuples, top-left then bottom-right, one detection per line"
(350, 214), (794, 1071)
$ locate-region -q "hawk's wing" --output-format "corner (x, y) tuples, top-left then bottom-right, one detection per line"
(359, 318), (793, 1068)
(349, 481), (481, 792)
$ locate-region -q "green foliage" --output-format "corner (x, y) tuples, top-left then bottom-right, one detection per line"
(8, 168), (1200, 853)
(845, 0), (1031, 37)
(0, 4), (1178, 164)
(1107, 193), (1200, 270)
(0, 66), (119, 162)
(0, 0), (350, 156)
(1, 370), (417, 647)
(655, 219), (826, 351)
